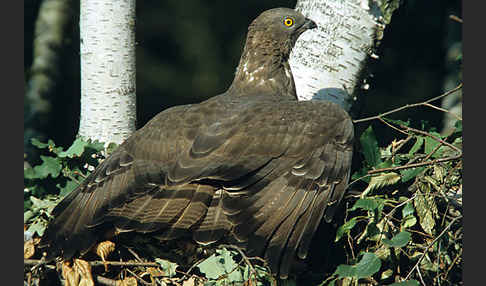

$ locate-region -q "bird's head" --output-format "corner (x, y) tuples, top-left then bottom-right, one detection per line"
(245, 8), (317, 58)
(229, 8), (317, 99)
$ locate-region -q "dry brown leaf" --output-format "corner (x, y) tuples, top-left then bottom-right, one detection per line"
(146, 267), (164, 278)
(182, 277), (196, 286)
(62, 261), (80, 286)
(74, 259), (95, 286)
(24, 239), (36, 259)
(95, 240), (116, 260)
(95, 240), (116, 271)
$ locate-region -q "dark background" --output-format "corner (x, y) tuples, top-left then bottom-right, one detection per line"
(24, 0), (462, 163)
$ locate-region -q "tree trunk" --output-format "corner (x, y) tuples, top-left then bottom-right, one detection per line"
(78, 0), (137, 145)
(290, 0), (396, 112)
(25, 0), (74, 156)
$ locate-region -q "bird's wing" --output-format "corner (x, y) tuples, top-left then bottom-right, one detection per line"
(40, 97), (353, 279)
(213, 100), (354, 278)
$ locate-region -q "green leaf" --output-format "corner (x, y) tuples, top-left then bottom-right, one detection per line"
(360, 126), (382, 167)
(424, 132), (442, 156)
(155, 258), (178, 277)
(335, 217), (358, 242)
(362, 172), (401, 196)
(197, 248), (244, 281)
(105, 142), (119, 154)
(401, 202), (415, 217)
(454, 120), (462, 132)
(27, 220), (48, 236)
(24, 210), (34, 223)
(57, 180), (79, 197)
(388, 280), (420, 286)
(351, 198), (380, 212)
(402, 215), (417, 228)
(30, 138), (50, 149)
(400, 167), (426, 182)
(380, 269), (394, 280)
(382, 231), (411, 248)
(58, 138), (89, 158)
(30, 138), (63, 154)
(24, 156), (62, 179)
(333, 252), (381, 280)
(408, 136), (424, 155)
(414, 184), (438, 235)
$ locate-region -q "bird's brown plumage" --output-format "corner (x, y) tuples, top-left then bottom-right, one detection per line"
(39, 7), (354, 279)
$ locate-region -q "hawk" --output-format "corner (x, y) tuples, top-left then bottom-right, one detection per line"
(39, 7), (354, 279)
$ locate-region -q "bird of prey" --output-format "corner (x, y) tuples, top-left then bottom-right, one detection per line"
(39, 7), (354, 279)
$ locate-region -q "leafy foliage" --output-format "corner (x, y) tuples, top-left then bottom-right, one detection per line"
(24, 137), (107, 237)
(324, 118), (462, 285)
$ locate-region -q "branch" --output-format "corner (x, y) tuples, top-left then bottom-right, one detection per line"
(353, 83), (463, 124)
(404, 215), (462, 281)
(366, 123), (462, 175)
(24, 259), (160, 268)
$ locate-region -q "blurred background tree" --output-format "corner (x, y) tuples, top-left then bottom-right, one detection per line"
(24, 0), (462, 164)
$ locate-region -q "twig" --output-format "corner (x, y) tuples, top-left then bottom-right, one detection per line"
(25, 259), (160, 268)
(367, 156), (459, 175)
(421, 102), (462, 121)
(219, 244), (270, 284)
(366, 124), (462, 175)
(125, 268), (152, 286)
(353, 83), (462, 124)
(404, 215), (462, 280)
(402, 125), (462, 155)
(377, 117), (409, 136)
(449, 15), (463, 23)
(442, 248), (462, 279)
(96, 275), (119, 286)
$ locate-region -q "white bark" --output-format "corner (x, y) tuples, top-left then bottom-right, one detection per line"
(78, 0), (137, 145)
(290, 0), (385, 111)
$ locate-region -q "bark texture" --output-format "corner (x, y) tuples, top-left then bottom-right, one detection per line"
(78, 0), (137, 145)
(290, 0), (385, 111)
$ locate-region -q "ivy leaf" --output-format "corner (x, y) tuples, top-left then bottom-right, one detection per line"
(58, 138), (89, 158)
(30, 138), (63, 154)
(333, 252), (381, 280)
(335, 217), (358, 242)
(155, 258), (178, 278)
(57, 180), (79, 197)
(27, 220), (48, 236)
(382, 231), (411, 248)
(197, 248), (244, 281)
(24, 156), (62, 179)
(30, 138), (50, 149)
(362, 172), (401, 197)
(360, 126), (382, 167)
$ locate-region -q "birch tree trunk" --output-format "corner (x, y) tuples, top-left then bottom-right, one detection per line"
(290, 0), (397, 112)
(78, 0), (137, 145)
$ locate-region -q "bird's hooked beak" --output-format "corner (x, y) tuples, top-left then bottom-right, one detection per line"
(303, 18), (317, 30)
(295, 17), (317, 38)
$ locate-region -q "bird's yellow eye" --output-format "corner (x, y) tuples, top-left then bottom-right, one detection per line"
(283, 17), (294, 27)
